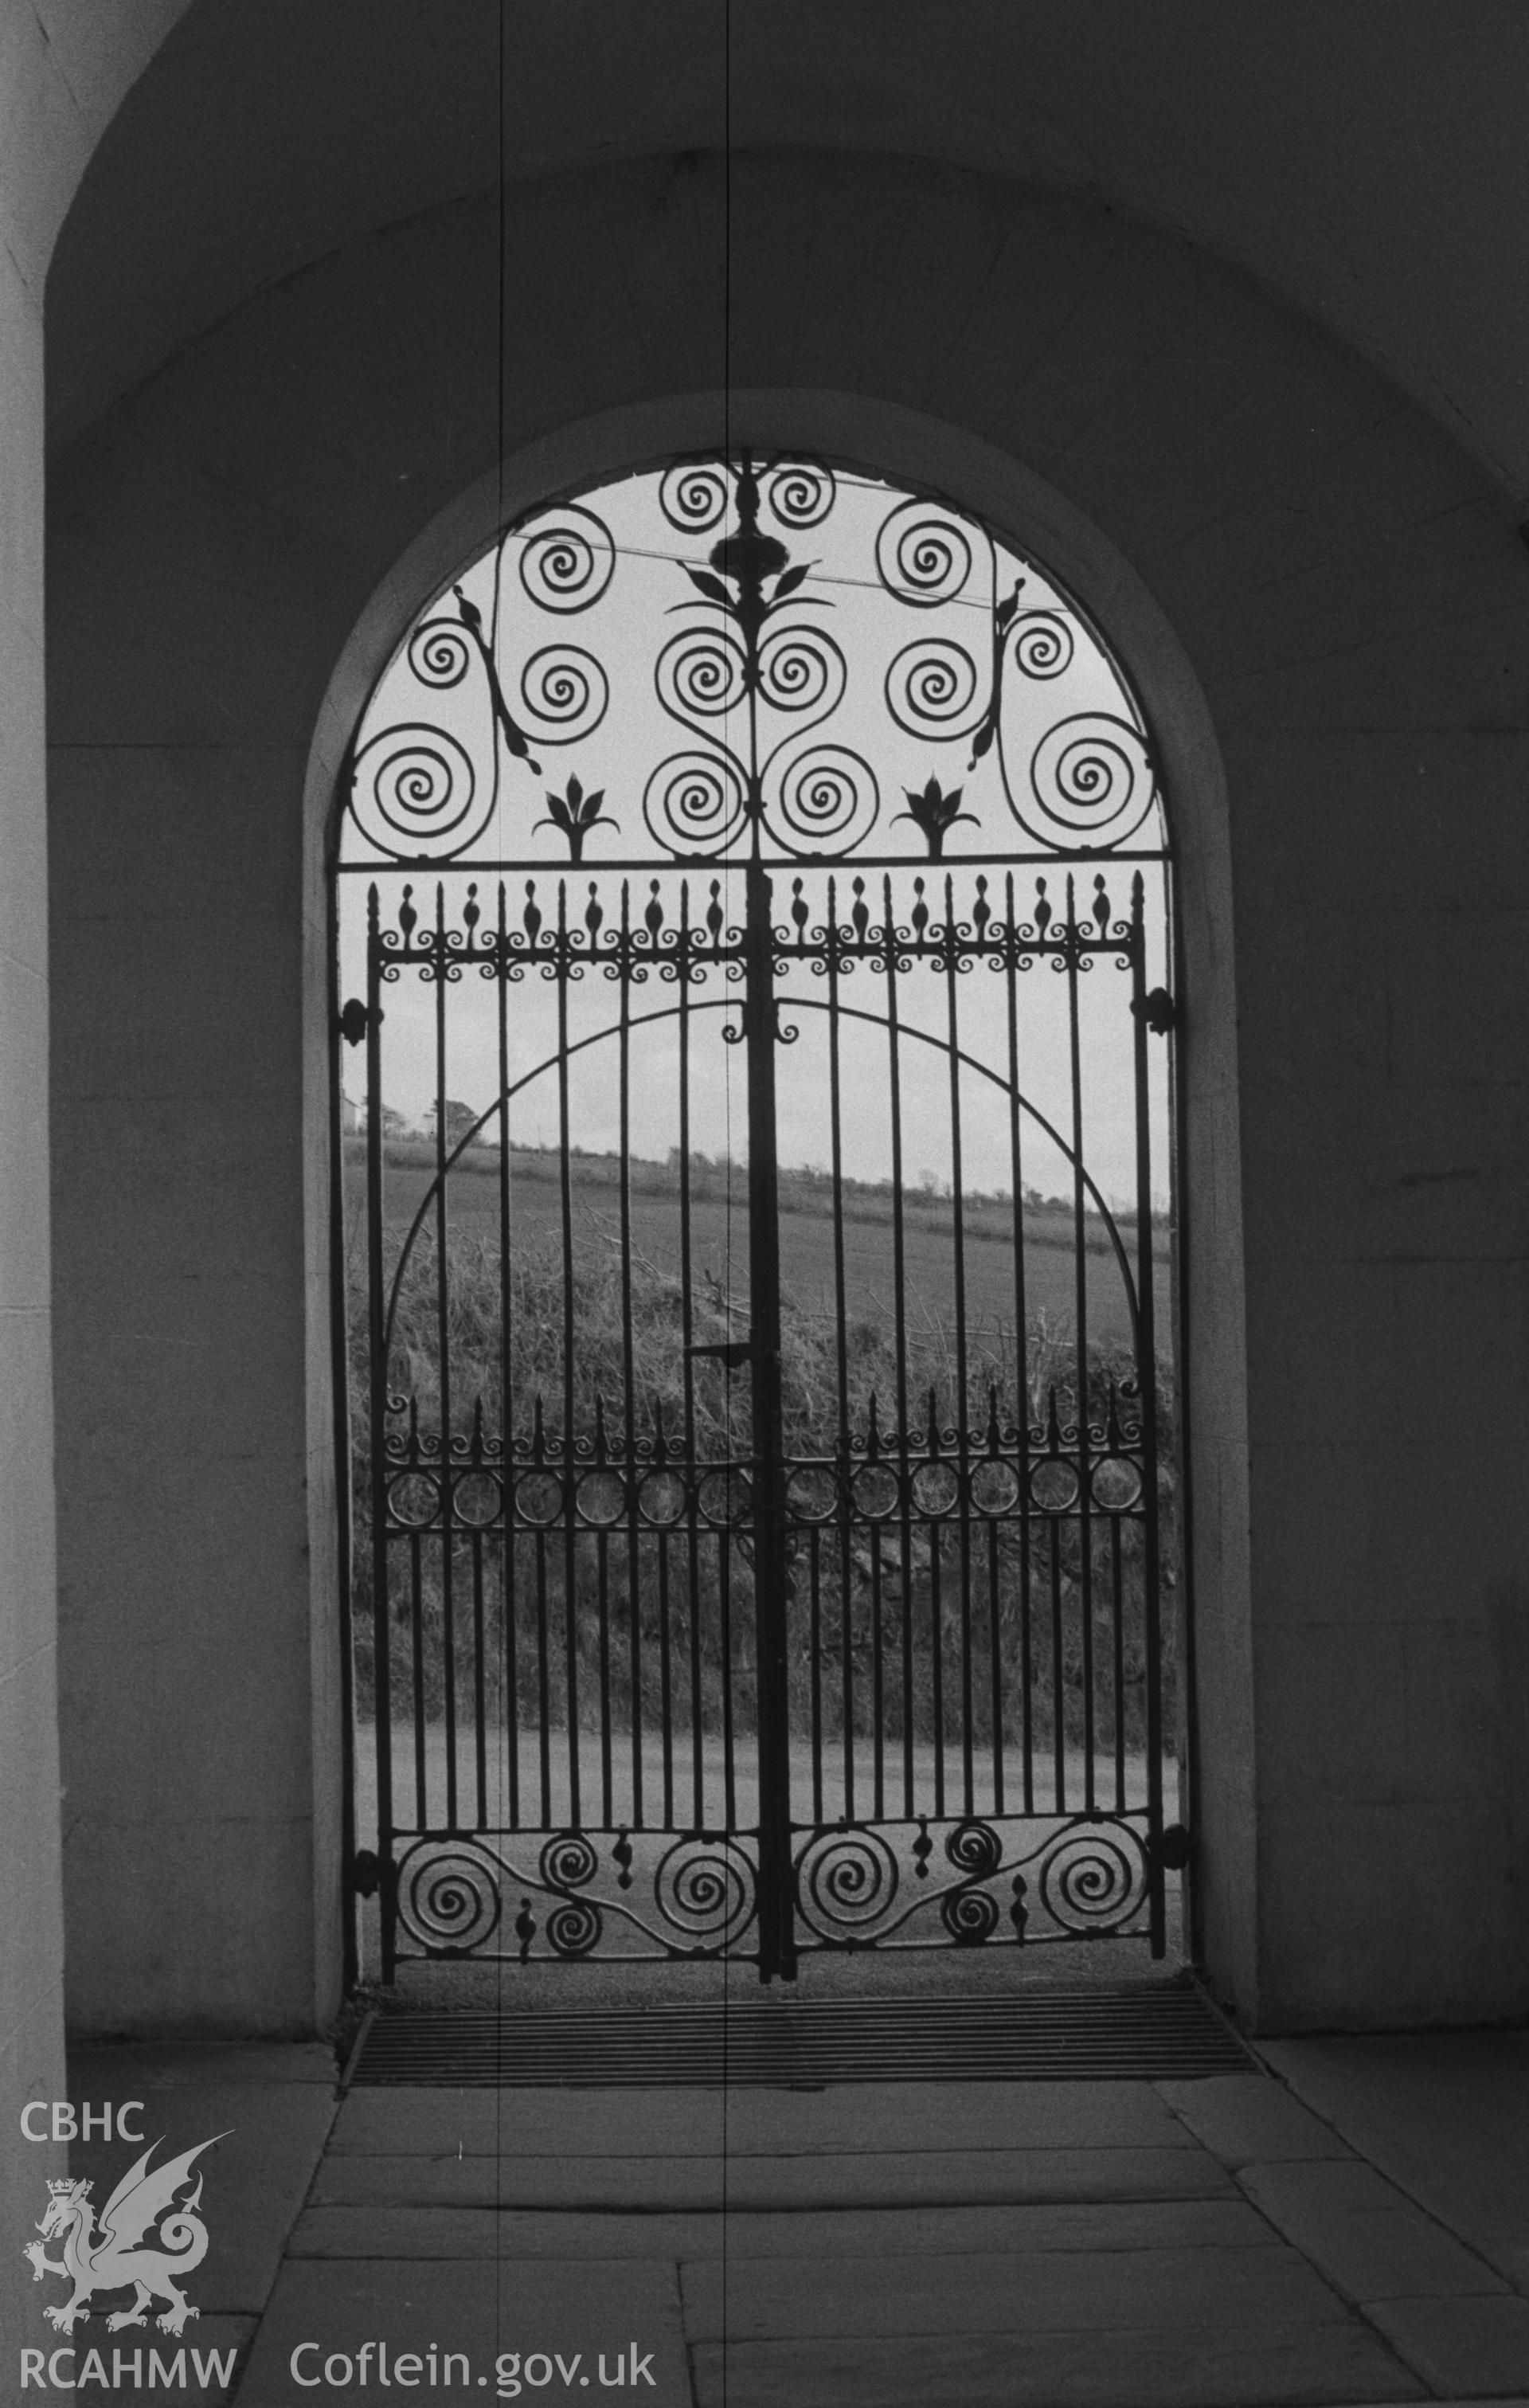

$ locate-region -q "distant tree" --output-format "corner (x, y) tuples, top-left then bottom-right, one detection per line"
(428, 1098), (480, 1149)
(379, 1103), (410, 1137)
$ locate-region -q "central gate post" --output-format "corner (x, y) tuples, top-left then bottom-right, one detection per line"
(742, 858), (796, 1981)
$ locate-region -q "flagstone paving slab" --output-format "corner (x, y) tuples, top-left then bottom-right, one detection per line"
(1265, 2034), (1529, 2293)
(311, 2144), (1236, 2214)
(330, 2077), (1193, 2156)
(1367, 2292), (1529, 2397)
(57, 2045), (337, 2322)
(234, 2257), (686, 2408)
(680, 2240), (1367, 2342)
(1239, 2156), (1511, 2304)
(1153, 2073), (1355, 2166)
(289, 2195), (1281, 2261)
(689, 2321), (1425, 2407)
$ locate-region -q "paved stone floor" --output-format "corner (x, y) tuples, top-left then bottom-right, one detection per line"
(53, 2028), (1529, 2408)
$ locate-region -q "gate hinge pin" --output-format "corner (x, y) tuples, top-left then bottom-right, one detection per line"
(352, 1848), (381, 1898)
(1132, 987), (1177, 1036)
(338, 998), (370, 1046)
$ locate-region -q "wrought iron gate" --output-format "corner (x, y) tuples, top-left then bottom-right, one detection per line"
(337, 454), (1182, 1980)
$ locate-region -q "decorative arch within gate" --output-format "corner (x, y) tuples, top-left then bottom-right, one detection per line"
(334, 453), (1183, 1983)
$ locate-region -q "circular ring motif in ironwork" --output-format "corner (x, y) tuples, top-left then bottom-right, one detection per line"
(770, 744), (879, 856)
(452, 1470), (502, 1528)
(388, 1471), (440, 1528)
(851, 1462), (901, 1520)
(514, 1470), (565, 1526)
(518, 645), (609, 745)
(659, 460), (731, 534)
(970, 1460), (1020, 1515)
(546, 1898), (603, 1957)
(1030, 1459), (1079, 1513)
(517, 506), (616, 613)
(350, 725), (484, 860)
(654, 1835), (757, 1948)
(396, 1841), (502, 1952)
(795, 1826), (899, 1941)
(945, 1819), (1003, 1881)
(1038, 1823), (1148, 1933)
(910, 1461), (960, 1517)
(885, 637), (982, 737)
(539, 1830), (600, 1891)
(697, 1469), (752, 1527)
(407, 617), (474, 690)
(765, 462), (836, 528)
(1027, 713), (1154, 848)
(643, 750), (747, 858)
(786, 1466), (838, 1521)
(757, 625), (846, 720)
(875, 499), (974, 609)
(577, 1469), (627, 1526)
(1091, 1455), (1143, 1512)
(638, 1469), (688, 1526)
(1011, 613), (1075, 680)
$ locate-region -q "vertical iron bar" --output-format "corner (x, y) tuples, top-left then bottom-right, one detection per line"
(825, 878), (855, 1822)
(497, 883), (520, 1830)
(617, 883), (644, 1827)
(809, 1529), (823, 1827)
(1066, 875), (1095, 1817)
(944, 875), (975, 1818)
(1130, 871), (1167, 1952)
(882, 879), (917, 1822)
(535, 1530), (551, 1826)
(555, 879), (581, 1827)
(744, 859), (795, 1979)
(678, 886), (704, 1833)
(433, 885), (458, 1833)
(364, 886), (395, 1978)
(1006, 875), (1033, 1815)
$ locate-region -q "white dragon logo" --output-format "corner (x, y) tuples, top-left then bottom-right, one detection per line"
(23, 2134), (228, 2337)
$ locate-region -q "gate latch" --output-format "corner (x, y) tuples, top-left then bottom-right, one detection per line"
(352, 1850), (381, 1898)
(1132, 987), (1177, 1035)
(338, 998), (370, 1047)
(686, 1339), (753, 1368)
(1153, 1823), (1191, 1872)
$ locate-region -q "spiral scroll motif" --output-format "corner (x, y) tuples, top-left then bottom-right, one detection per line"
(408, 617), (474, 690)
(770, 745), (879, 856)
(940, 1885), (1002, 1944)
(396, 1842), (502, 1952)
(758, 625), (846, 720)
(654, 1837), (757, 1950)
(518, 505), (616, 613)
(766, 462), (836, 528)
(659, 460), (731, 533)
(1024, 713), (1155, 849)
(350, 725), (487, 860)
(643, 750), (746, 856)
(886, 637), (982, 737)
(1011, 613), (1075, 680)
(539, 1830), (600, 1891)
(796, 1827), (899, 1942)
(656, 626), (748, 724)
(875, 499), (974, 609)
(945, 1819), (1003, 1881)
(546, 1899), (603, 1958)
(1038, 1824), (1148, 1934)
(518, 645), (609, 746)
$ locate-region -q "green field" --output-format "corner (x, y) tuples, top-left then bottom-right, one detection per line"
(348, 1145), (1170, 1349)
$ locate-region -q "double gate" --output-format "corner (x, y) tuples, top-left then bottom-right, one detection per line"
(338, 453), (1182, 1979)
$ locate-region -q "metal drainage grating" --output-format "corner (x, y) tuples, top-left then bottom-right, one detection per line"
(346, 1985), (1258, 2088)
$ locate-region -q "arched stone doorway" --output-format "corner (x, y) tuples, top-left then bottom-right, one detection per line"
(328, 437), (1197, 1987)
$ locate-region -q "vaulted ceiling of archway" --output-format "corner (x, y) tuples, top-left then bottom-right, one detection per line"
(47, 0), (1529, 507)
